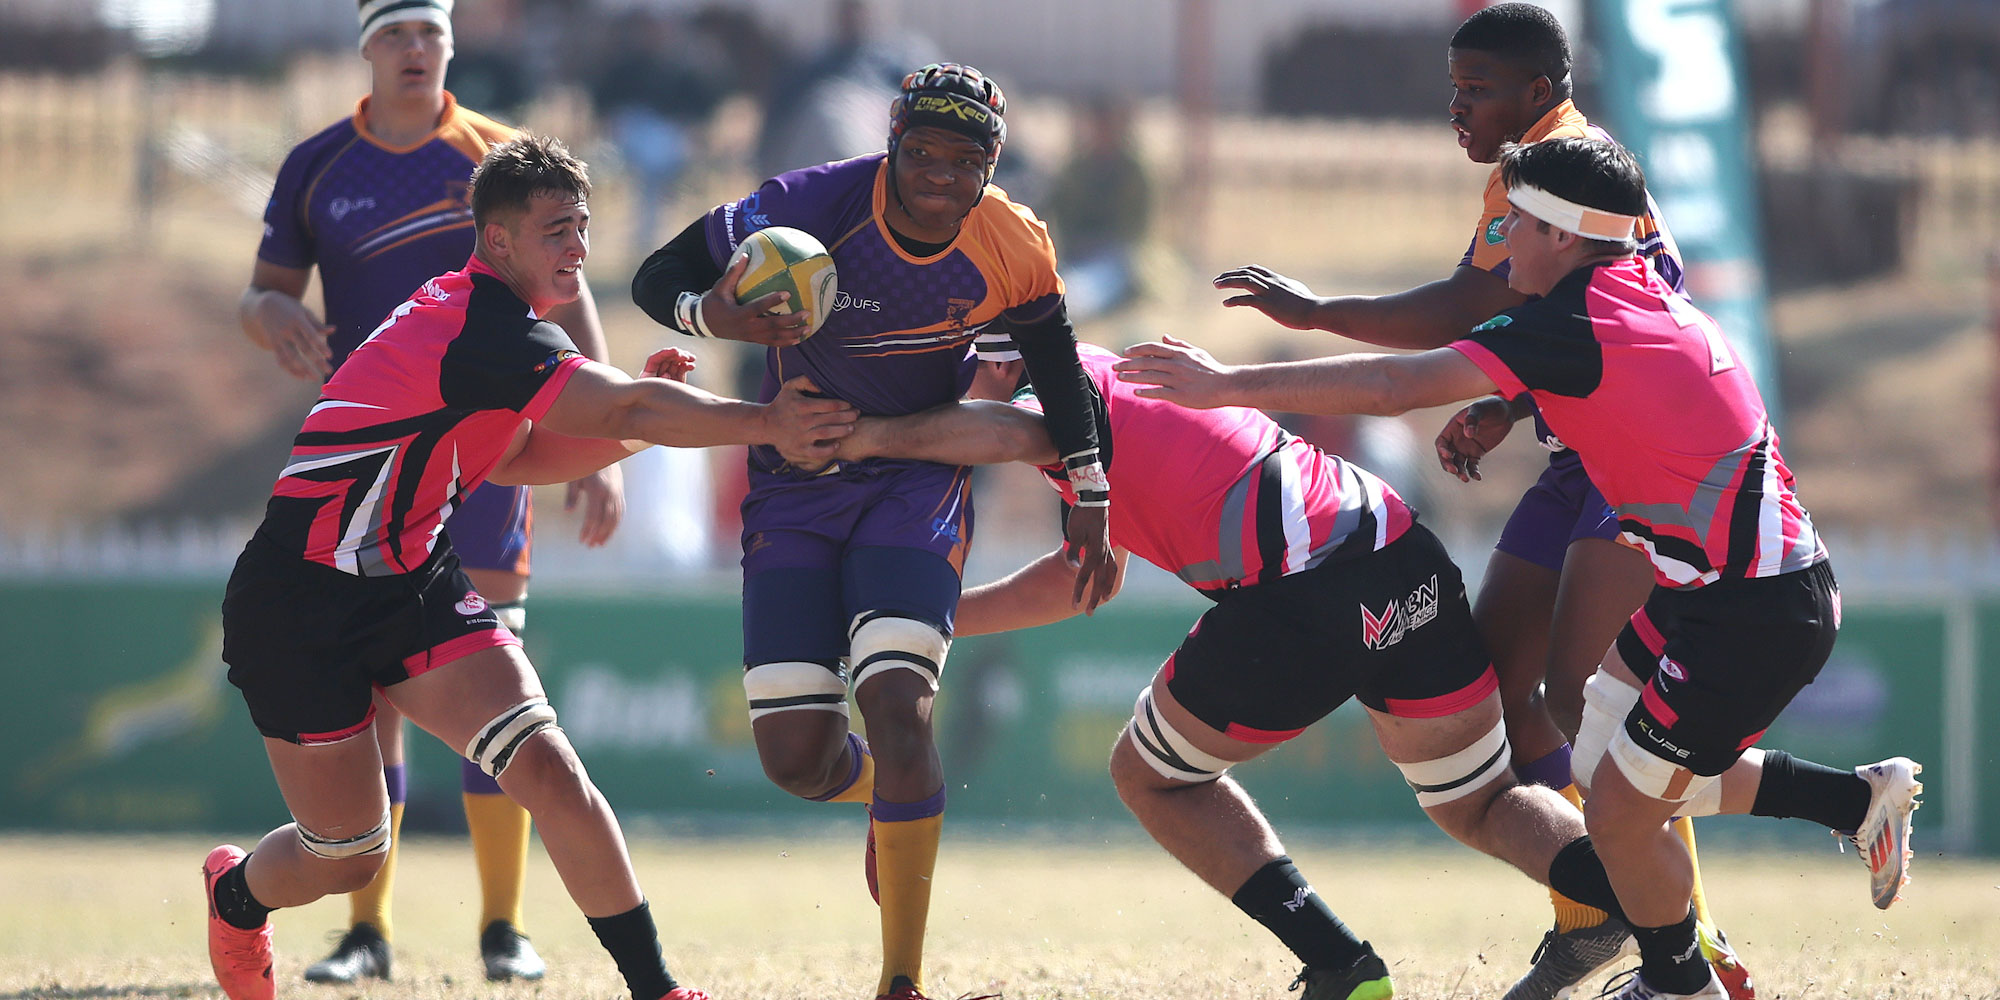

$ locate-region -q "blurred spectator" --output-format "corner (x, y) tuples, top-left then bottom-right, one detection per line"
(443, 0), (535, 123)
(589, 10), (729, 256)
(752, 0), (935, 178)
(1045, 97), (1154, 320)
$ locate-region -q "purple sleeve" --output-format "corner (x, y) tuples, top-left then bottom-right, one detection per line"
(257, 143), (317, 269)
(702, 160), (867, 265)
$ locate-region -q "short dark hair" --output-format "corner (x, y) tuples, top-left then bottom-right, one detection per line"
(1450, 2), (1572, 97)
(1499, 137), (1647, 247)
(469, 133), (591, 230)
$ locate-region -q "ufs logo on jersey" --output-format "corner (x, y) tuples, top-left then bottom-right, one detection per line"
(1361, 575), (1441, 651)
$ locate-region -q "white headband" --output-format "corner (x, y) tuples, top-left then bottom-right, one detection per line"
(1506, 184), (1638, 242)
(359, 0), (454, 51)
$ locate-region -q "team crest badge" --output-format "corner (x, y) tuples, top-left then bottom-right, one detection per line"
(455, 592), (488, 616)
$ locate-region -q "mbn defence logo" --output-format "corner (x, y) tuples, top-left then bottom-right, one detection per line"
(1360, 575), (1441, 651)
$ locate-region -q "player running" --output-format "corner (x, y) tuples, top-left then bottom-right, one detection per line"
(819, 339), (1679, 1000)
(632, 62), (1114, 1000)
(205, 134), (854, 1000)
(1207, 6), (1740, 996)
(237, 0), (622, 979)
(1114, 135), (1923, 1000)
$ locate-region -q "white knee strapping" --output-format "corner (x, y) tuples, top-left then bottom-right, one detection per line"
(743, 660), (850, 719)
(1125, 686), (1234, 783)
(465, 696), (559, 777)
(1608, 726), (1720, 804)
(297, 811), (391, 860)
(1394, 717), (1513, 807)
(1573, 668), (1641, 793)
(847, 614), (950, 693)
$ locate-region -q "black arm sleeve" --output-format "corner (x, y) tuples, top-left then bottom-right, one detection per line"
(631, 216), (724, 333)
(1010, 299), (1106, 471)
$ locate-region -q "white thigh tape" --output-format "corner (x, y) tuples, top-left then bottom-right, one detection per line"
(297, 811), (391, 860)
(465, 697), (558, 777)
(1395, 717), (1512, 807)
(848, 614), (950, 693)
(1573, 668), (1641, 792)
(743, 661), (850, 719)
(1126, 686), (1233, 783)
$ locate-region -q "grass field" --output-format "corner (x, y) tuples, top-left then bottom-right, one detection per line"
(2, 833), (1996, 1000)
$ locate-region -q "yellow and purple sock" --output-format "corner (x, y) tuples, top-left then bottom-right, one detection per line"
(872, 787), (945, 996)
(462, 757), (531, 932)
(350, 762), (407, 939)
(809, 732), (876, 805)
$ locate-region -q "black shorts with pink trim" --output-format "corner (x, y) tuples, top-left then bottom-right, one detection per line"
(221, 532), (521, 744)
(1613, 559), (1839, 776)
(1165, 523), (1496, 741)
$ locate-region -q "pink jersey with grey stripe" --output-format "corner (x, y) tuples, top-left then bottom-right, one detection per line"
(1450, 257), (1826, 588)
(1018, 344), (1413, 591)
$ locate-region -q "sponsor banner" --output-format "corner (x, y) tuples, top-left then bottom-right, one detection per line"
(0, 582), (1982, 850)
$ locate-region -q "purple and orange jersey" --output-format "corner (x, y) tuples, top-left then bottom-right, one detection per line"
(703, 154), (1066, 472)
(257, 256), (586, 577)
(1017, 345), (1413, 593)
(258, 92), (518, 365)
(1461, 100), (1684, 293)
(1451, 257), (1825, 589)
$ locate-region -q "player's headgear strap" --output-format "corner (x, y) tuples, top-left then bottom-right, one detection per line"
(889, 63), (1008, 169)
(359, 0), (454, 51)
(1507, 183), (1637, 241)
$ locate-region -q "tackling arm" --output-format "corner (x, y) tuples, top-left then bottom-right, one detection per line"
(954, 546), (1130, 637)
(1216, 263), (1526, 350)
(1115, 339), (1500, 417)
(835, 401), (1060, 467)
(533, 360), (856, 461)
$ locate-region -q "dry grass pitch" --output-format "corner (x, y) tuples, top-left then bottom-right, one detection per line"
(1, 832), (1996, 999)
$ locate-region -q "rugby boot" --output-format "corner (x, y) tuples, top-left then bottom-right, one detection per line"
(1842, 757), (1922, 909)
(864, 806), (881, 905)
(874, 977), (999, 1000)
(480, 919), (547, 981)
(203, 844), (276, 1000)
(1503, 919), (1637, 1000)
(302, 922), (390, 983)
(1694, 921), (1754, 1000)
(1290, 946), (1394, 1000)
(1595, 967), (1728, 999)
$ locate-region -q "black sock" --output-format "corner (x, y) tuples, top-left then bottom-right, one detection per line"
(1546, 836), (1628, 926)
(1750, 750), (1872, 832)
(1632, 907), (1708, 995)
(212, 857), (271, 930)
(587, 901), (679, 1000)
(1230, 856), (1370, 973)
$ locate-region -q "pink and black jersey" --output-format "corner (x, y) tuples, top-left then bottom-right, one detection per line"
(257, 255), (587, 576)
(1017, 345), (1413, 592)
(1450, 257), (1826, 588)
(258, 93), (518, 365)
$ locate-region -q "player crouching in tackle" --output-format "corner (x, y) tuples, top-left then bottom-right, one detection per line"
(823, 338), (1670, 1000)
(204, 134), (855, 1000)
(1115, 136), (1922, 1000)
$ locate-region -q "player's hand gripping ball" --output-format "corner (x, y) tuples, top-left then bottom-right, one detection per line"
(728, 226), (839, 339)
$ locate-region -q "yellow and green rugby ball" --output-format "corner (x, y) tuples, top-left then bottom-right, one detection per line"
(729, 226), (839, 339)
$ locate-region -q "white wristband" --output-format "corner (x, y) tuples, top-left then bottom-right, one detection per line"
(675, 291), (713, 338)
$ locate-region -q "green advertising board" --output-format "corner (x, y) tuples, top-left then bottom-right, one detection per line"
(0, 580), (1985, 853)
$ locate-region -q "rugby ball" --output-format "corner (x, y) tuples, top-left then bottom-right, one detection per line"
(729, 226), (838, 339)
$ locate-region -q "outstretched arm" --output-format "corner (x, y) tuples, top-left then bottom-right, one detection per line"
(488, 349), (707, 486)
(955, 545), (1130, 636)
(1113, 335), (1499, 417)
(1213, 263), (1525, 350)
(834, 401), (1060, 467)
